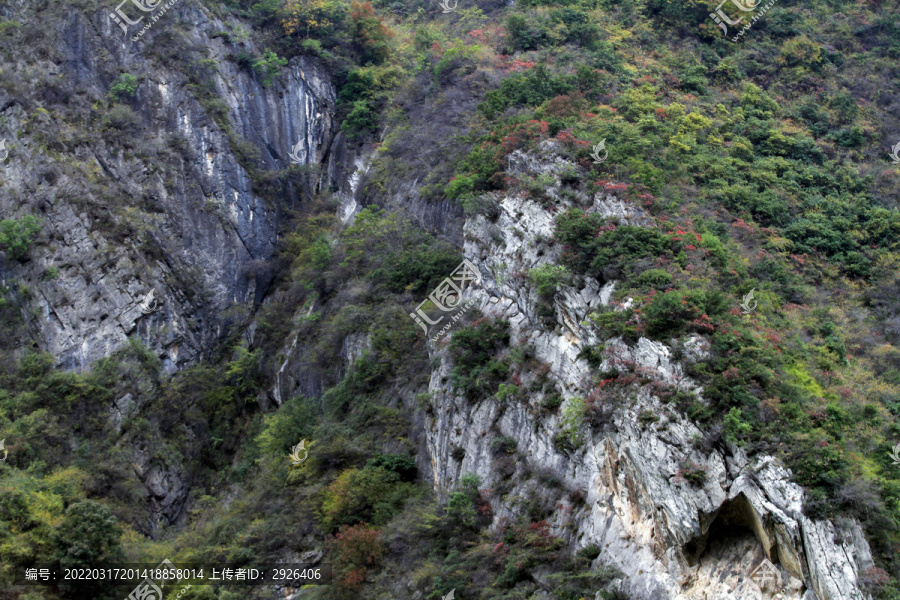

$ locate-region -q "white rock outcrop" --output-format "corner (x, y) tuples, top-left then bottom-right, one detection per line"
(422, 142), (873, 600)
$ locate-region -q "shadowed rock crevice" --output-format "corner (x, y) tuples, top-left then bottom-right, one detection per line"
(680, 493), (810, 599)
(685, 493), (772, 567)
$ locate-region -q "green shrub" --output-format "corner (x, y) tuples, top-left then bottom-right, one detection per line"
(445, 174), (476, 200)
(225, 345), (262, 398)
(634, 268), (673, 290)
(644, 289), (727, 340)
(0, 20), (21, 36)
(505, 13), (555, 51)
(779, 36), (823, 68)
(369, 239), (460, 295)
(723, 407), (752, 445)
(281, 0), (348, 41)
(554, 396), (585, 451)
(550, 7), (599, 48)
(788, 439), (850, 498)
(644, 0), (709, 27)
(478, 66), (575, 119)
(446, 473), (483, 529)
(495, 383), (520, 402)
(365, 454), (417, 481)
(528, 264), (570, 298)
(577, 543), (601, 561)
(101, 104), (141, 132)
(490, 435), (517, 455)
(341, 99), (378, 136)
(638, 409), (660, 426)
(320, 466), (412, 530)
(338, 69), (377, 105)
(0, 215), (41, 260)
(453, 139), (505, 191)
(252, 49), (288, 86)
(53, 500), (125, 566)
(459, 472), (481, 492)
(255, 395), (318, 458)
(107, 73), (138, 102)
(554, 209), (676, 282)
(542, 393), (563, 411)
(459, 194), (501, 220)
(446, 490), (477, 529)
(678, 461), (707, 486)
(301, 38), (324, 55)
(434, 41), (478, 79)
(449, 320), (510, 398)
(588, 309), (639, 344)
(740, 83), (780, 119)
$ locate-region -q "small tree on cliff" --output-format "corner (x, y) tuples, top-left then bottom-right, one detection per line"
(349, 1), (393, 65)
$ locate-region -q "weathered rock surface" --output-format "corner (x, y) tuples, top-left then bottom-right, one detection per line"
(418, 142), (873, 600)
(0, 1), (335, 372)
(0, 1), (337, 533)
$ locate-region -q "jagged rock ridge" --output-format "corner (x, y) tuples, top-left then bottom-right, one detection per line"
(418, 142), (872, 600)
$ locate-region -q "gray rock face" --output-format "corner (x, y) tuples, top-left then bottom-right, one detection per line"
(0, 1), (335, 372)
(0, 2), (336, 532)
(132, 443), (190, 531)
(341, 332), (371, 375)
(417, 143), (873, 600)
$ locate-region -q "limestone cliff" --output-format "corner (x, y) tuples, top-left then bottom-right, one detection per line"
(414, 141), (873, 600)
(0, 0), (335, 372)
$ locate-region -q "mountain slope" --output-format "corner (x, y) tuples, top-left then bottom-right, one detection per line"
(0, 0), (899, 600)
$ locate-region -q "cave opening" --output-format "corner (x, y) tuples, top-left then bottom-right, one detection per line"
(683, 493), (774, 568)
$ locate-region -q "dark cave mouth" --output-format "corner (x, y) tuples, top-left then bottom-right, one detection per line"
(683, 493), (776, 568)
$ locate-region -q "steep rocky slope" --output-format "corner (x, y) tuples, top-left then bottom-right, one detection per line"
(0, 1), (335, 371)
(0, 2), (895, 600)
(262, 137), (877, 599)
(414, 142), (873, 600)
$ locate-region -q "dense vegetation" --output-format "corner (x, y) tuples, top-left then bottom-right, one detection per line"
(1, 0), (900, 598)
